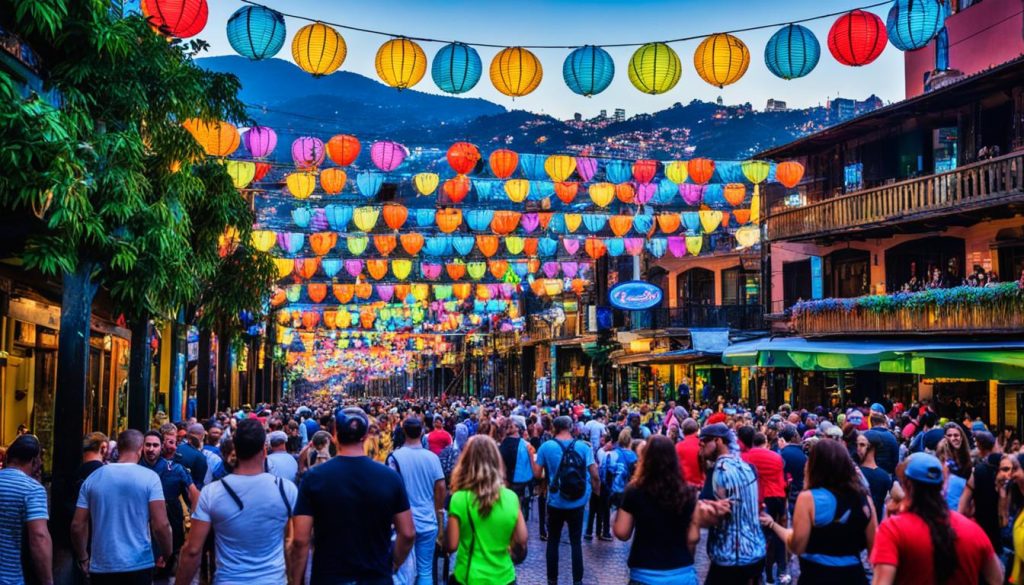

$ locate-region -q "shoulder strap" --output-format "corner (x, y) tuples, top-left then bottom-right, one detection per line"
(220, 478), (244, 511)
(277, 477), (292, 518)
(387, 452), (403, 478)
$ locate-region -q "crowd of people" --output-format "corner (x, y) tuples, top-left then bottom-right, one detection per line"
(1, 392), (1022, 585)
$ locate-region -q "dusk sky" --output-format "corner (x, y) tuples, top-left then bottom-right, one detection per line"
(199, 0), (909, 119)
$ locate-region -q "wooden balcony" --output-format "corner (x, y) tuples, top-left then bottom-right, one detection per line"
(793, 287), (1024, 337)
(769, 151), (1024, 242)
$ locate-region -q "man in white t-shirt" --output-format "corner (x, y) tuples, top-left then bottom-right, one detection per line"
(72, 429), (172, 584)
(176, 418), (297, 585)
(266, 430), (298, 484)
(584, 411), (607, 454)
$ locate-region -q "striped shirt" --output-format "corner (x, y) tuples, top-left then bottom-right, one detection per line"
(0, 468), (49, 585)
(707, 454), (765, 567)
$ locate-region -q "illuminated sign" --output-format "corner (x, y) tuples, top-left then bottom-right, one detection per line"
(609, 281), (662, 310)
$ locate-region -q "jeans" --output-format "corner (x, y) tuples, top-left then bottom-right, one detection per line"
(585, 491), (610, 537)
(89, 568), (154, 585)
(511, 482), (532, 522)
(546, 505), (584, 584)
(538, 492), (548, 537)
(763, 497), (787, 581)
(414, 529), (437, 585)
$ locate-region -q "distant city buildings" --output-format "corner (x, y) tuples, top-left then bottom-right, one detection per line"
(827, 95), (884, 122)
(613, 108), (626, 123)
(766, 99), (788, 112)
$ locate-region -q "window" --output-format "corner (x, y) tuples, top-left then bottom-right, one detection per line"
(844, 162), (864, 192)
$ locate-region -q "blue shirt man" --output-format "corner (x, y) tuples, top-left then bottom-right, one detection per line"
(140, 430), (198, 560)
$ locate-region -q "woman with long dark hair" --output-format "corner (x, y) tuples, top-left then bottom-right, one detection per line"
(870, 452), (1002, 584)
(762, 437), (876, 584)
(612, 435), (723, 585)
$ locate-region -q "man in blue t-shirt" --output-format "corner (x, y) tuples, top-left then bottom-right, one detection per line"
(534, 416), (599, 585)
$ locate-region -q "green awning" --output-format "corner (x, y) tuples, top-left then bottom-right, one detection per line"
(723, 338), (1024, 381)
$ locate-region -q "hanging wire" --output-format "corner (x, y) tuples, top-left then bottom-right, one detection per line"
(236, 0), (892, 49)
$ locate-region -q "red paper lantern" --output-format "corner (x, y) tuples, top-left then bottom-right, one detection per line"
(253, 162), (272, 182)
(443, 176), (470, 203)
(828, 10), (887, 66)
(327, 134), (361, 166)
(554, 182), (578, 204)
(688, 158), (715, 185)
(447, 142), (481, 175)
(489, 149), (519, 179)
(775, 161), (805, 189)
(632, 159), (658, 184)
(142, 0), (208, 38)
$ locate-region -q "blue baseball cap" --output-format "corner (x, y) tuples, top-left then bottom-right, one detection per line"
(904, 453), (944, 485)
(870, 403), (886, 414)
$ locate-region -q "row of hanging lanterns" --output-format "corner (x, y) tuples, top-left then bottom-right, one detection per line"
(150, 0), (946, 98)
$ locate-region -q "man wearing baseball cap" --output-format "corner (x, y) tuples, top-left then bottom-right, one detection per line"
(870, 453), (1002, 584)
(290, 407), (415, 584)
(699, 423), (765, 584)
(267, 430), (297, 484)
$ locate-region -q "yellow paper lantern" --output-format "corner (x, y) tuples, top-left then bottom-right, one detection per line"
(292, 23), (347, 77)
(273, 258), (294, 279)
(685, 235), (703, 256)
(588, 182), (615, 207)
(286, 172), (317, 199)
(544, 155), (576, 183)
(564, 213), (582, 233)
(224, 160), (255, 189)
(413, 172), (439, 196)
(490, 47), (543, 98)
(544, 279), (563, 296)
(665, 161), (688, 184)
(504, 179), (530, 203)
(735, 225), (761, 249)
(694, 33), (750, 88)
(251, 230), (276, 252)
(391, 259), (413, 280)
(628, 43), (681, 95)
(353, 206), (380, 232)
(375, 38), (427, 90)
(347, 235), (368, 256)
(699, 209), (723, 233)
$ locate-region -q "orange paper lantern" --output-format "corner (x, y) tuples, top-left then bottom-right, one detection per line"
(571, 279), (588, 295)
(270, 289), (287, 307)
(301, 310), (320, 330)
(373, 234), (397, 256)
(489, 149), (519, 179)
(615, 183), (636, 204)
(523, 238), (539, 256)
(688, 158), (715, 185)
(443, 175), (470, 203)
(320, 168), (347, 194)
(656, 213), (681, 233)
(732, 209), (751, 225)
(491, 211), (521, 235)
(609, 215), (634, 237)
(326, 134), (360, 166)
(554, 181), (579, 204)
(382, 204), (408, 230)
(309, 232), (337, 256)
(355, 283), (373, 299)
(446, 262), (467, 280)
(776, 161), (804, 188)
(333, 284), (354, 304)
(367, 259), (388, 280)
(537, 212), (553, 230)
(447, 142), (481, 175)
(452, 283), (472, 300)
(488, 260), (509, 279)
(394, 284), (411, 300)
(295, 257), (320, 279)
(323, 310), (337, 329)
(436, 208), (463, 233)
(400, 233), (424, 255)
(307, 283), (327, 303)
(724, 183), (746, 206)
(585, 238), (607, 259)
(476, 235), (500, 257)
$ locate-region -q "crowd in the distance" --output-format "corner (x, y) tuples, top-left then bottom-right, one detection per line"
(0, 391), (1021, 585)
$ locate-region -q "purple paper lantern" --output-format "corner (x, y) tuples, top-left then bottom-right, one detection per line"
(667, 237), (686, 257)
(376, 284), (395, 302)
(679, 184), (706, 206)
(345, 259), (364, 278)
(370, 140), (408, 172)
(291, 136), (325, 169)
(576, 157), (598, 182)
(562, 238), (581, 255)
(243, 126), (277, 158)
(624, 238), (644, 255)
(421, 262), (442, 280)
(542, 262), (560, 278)
(310, 208), (328, 231)
(634, 183), (656, 205)
(520, 213), (540, 233)
(562, 261), (579, 278)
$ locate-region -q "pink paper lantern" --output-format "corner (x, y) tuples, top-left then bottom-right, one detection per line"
(679, 184), (706, 206)
(576, 157), (598, 182)
(520, 213), (539, 233)
(376, 285), (395, 302)
(345, 259), (364, 278)
(634, 183), (655, 205)
(370, 140), (407, 172)
(291, 136), (325, 169)
(562, 261), (579, 278)
(624, 238), (644, 255)
(542, 262), (560, 278)
(243, 126), (277, 159)
(562, 238), (581, 255)
(421, 262), (442, 280)
(667, 236), (686, 257)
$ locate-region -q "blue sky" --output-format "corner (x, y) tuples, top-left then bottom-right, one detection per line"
(198, 0), (908, 119)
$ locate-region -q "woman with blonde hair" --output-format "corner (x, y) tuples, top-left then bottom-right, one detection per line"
(446, 435), (528, 585)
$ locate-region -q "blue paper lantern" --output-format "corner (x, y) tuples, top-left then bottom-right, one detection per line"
(563, 45), (615, 97)
(583, 214), (608, 233)
(424, 237), (452, 257)
(452, 236), (476, 256)
(325, 205), (353, 230)
(432, 42), (482, 94)
(415, 208), (435, 227)
(605, 160), (631, 184)
(538, 238), (558, 257)
(605, 238), (625, 257)
(356, 171), (383, 198)
(764, 24), (820, 80)
(646, 238), (668, 258)
(518, 154), (547, 181)
(466, 209), (494, 232)
(226, 6), (286, 60)
(887, 0), (943, 51)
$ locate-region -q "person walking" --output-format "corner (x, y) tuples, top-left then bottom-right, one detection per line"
(175, 419), (297, 585)
(72, 429), (172, 585)
(778, 424), (807, 516)
(387, 417), (446, 585)
(139, 428), (199, 576)
(699, 423), (766, 585)
(534, 415), (599, 585)
(959, 431), (1001, 550)
(674, 419), (704, 487)
(177, 424), (209, 490)
(864, 410), (899, 476)
(738, 427), (788, 585)
(426, 416), (453, 456)
(763, 438), (877, 585)
(445, 435), (528, 585)
(290, 407), (415, 585)
(266, 430), (298, 484)
(857, 431), (893, 523)
(0, 435), (52, 585)
(870, 452), (1003, 584)
(499, 417), (536, 522)
(612, 435), (724, 585)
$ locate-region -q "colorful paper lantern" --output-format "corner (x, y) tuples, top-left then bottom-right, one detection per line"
(490, 47), (543, 98)
(226, 6), (285, 60)
(291, 136), (325, 169)
(828, 10), (887, 66)
(142, 0), (208, 38)
(370, 141), (407, 172)
(628, 43), (681, 95)
(735, 225), (761, 248)
(685, 236), (703, 256)
(382, 204), (408, 230)
(589, 182), (615, 207)
(436, 209), (462, 234)
(447, 142), (481, 175)
(631, 159), (658, 184)
(224, 161), (255, 189)
(253, 162), (271, 182)
(489, 149), (519, 179)
(699, 209), (723, 233)
(375, 38), (427, 90)
(346, 236), (368, 256)
(443, 176), (471, 204)
(292, 23), (347, 76)
(286, 172), (316, 199)
(367, 259), (388, 280)
(183, 119), (240, 157)
(413, 172), (439, 196)
(609, 215), (633, 237)
(504, 179), (530, 203)
(775, 161), (805, 188)
(355, 171), (383, 198)
(400, 233), (425, 255)
(242, 126), (277, 159)
(544, 155), (576, 183)
(491, 211), (521, 235)
(576, 157), (598, 182)
(664, 161), (688, 184)
(563, 45), (615, 97)
(694, 33), (750, 88)
(326, 134), (360, 166)
(615, 183), (635, 204)
(432, 42), (482, 94)
(309, 232), (337, 256)
(765, 24), (820, 80)
(353, 206), (380, 232)
(392, 259), (413, 280)
(723, 183), (746, 206)
(564, 214), (582, 233)
(886, 0), (943, 51)
(320, 168), (347, 194)
(657, 213), (681, 234)
(688, 158), (715, 185)
(585, 238), (606, 259)
(554, 182), (578, 204)
(251, 230), (276, 252)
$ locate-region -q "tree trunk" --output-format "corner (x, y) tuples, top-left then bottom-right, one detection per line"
(168, 312), (185, 423)
(127, 316), (153, 431)
(216, 327), (231, 411)
(196, 328), (212, 419)
(51, 262), (99, 542)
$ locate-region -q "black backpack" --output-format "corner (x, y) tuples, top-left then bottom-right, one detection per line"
(550, 439), (587, 501)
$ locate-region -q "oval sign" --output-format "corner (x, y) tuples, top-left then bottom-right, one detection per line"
(609, 281), (662, 311)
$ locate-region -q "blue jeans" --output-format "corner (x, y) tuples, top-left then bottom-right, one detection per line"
(414, 529), (437, 585)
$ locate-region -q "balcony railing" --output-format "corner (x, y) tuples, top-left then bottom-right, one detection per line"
(792, 285), (1024, 336)
(629, 304), (765, 331)
(769, 151), (1024, 241)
